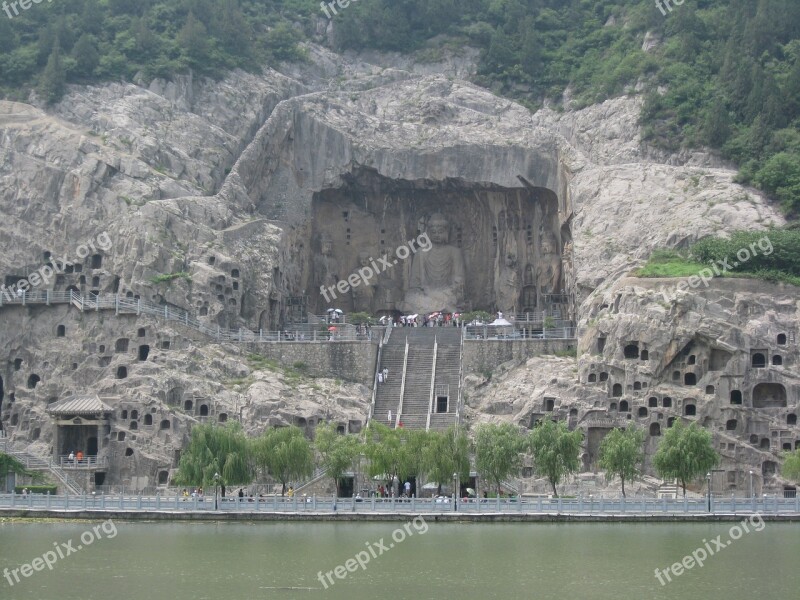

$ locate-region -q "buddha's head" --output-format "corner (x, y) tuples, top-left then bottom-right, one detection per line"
(427, 213), (450, 245)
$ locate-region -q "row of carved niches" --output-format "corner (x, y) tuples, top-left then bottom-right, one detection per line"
(303, 179), (569, 314)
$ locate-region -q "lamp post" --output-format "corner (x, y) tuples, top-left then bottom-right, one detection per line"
(214, 472), (220, 511)
(453, 472), (458, 512)
(706, 472), (711, 512)
(749, 470), (754, 499)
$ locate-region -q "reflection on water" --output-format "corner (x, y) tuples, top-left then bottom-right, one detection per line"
(0, 521), (798, 600)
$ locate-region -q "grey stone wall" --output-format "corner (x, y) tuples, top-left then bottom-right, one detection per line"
(246, 341), (378, 385)
(463, 340), (575, 374)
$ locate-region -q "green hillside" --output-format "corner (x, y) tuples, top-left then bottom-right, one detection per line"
(1, 0), (797, 214)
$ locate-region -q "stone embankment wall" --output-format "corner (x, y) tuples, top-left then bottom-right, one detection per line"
(245, 341), (379, 385)
(462, 339), (575, 374)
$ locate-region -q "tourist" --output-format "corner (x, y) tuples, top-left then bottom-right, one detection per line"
(388, 410), (392, 423)
(382, 368), (388, 382)
(287, 486), (294, 498)
(238, 488), (244, 499)
(76, 450), (84, 463)
(68, 451), (75, 465)
(404, 480), (411, 496)
(378, 372), (384, 384)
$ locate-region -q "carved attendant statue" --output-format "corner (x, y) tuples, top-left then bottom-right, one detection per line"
(401, 213), (465, 313)
(536, 231), (562, 300)
(352, 250), (376, 312)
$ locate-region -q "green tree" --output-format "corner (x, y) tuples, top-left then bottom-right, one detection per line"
(39, 42), (66, 105)
(177, 12), (209, 65)
(314, 423), (362, 497)
(653, 420), (719, 496)
(173, 423), (253, 489)
(253, 426), (314, 496)
(528, 420), (583, 498)
(783, 450), (800, 483)
(421, 426), (471, 495)
(362, 422), (416, 489)
(72, 34), (100, 78)
(0, 451), (39, 480)
(598, 426), (645, 498)
(475, 423), (525, 496)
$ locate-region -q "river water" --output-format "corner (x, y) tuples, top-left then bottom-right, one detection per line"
(0, 520), (797, 599)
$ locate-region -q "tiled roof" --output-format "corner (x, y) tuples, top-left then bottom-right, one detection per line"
(47, 395), (112, 416)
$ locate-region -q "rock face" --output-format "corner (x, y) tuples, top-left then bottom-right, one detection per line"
(0, 44), (794, 494)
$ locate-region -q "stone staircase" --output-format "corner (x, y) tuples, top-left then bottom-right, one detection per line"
(2, 444), (85, 495)
(371, 327), (463, 431)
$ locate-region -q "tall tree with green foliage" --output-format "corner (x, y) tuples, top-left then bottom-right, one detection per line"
(653, 420), (719, 497)
(475, 423), (525, 496)
(783, 450), (800, 483)
(598, 426), (645, 498)
(174, 423), (253, 489)
(314, 423), (362, 497)
(38, 42), (66, 104)
(421, 426), (471, 495)
(362, 422), (416, 489)
(528, 420), (583, 498)
(252, 425), (314, 496)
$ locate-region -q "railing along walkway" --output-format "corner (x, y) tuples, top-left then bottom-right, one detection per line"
(0, 291), (373, 343)
(1, 494), (798, 515)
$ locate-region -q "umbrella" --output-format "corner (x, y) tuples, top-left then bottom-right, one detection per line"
(466, 487), (476, 497)
(327, 326), (337, 331)
(372, 474), (390, 481)
(422, 482), (440, 491)
(326, 308), (343, 315)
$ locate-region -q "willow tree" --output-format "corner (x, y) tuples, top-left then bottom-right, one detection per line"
(363, 422), (417, 490)
(0, 452), (41, 490)
(174, 423), (253, 489)
(598, 426), (645, 498)
(475, 423), (525, 496)
(253, 426), (314, 496)
(529, 420), (583, 498)
(783, 450), (800, 483)
(314, 423), (362, 497)
(653, 420), (718, 497)
(422, 426), (470, 495)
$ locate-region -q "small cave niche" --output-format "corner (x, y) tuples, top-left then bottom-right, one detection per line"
(649, 397), (658, 408)
(10, 414), (18, 426)
(200, 404), (209, 417)
(118, 431), (126, 442)
(783, 442), (793, 451)
(231, 269), (240, 278)
(99, 345), (105, 353)
(705, 385), (715, 395)
(31, 427), (40, 441)
(26, 374), (40, 389)
(208, 256), (216, 265)
(640, 350), (649, 361)
(623, 344), (639, 359)
(777, 333), (787, 345)
(138, 345), (149, 361)
(667, 417), (676, 428)
(597, 337), (606, 353)
(137, 328), (146, 338)
(760, 438), (770, 450)
(638, 407), (648, 417)
(218, 413), (228, 423)
(184, 400), (193, 412)
(773, 355), (783, 366)
(684, 404), (696, 416)
(599, 372), (608, 382)
(158, 470), (169, 485)
(612, 383), (622, 397)
(125, 448), (134, 457)
(121, 410), (128, 419)
(199, 306), (208, 316)
(730, 390), (743, 405)
(545, 398), (555, 412)
(684, 373), (697, 386)
(762, 461), (777, 476)
(588, 373), (597, 383)
(672, 371), (681, 381)
(569, 408), (578, 417)
(160, 341), (171, 350)
(143, 414), (153, 426)
(788, 414), (797, 426)
(130, 421), (138, 430)
(753, 383), (787, 408)
(620, 400), (630, 412)
(751, 353), (767, 368)
(726, 419), (737, 431)
(159, 419), (171, 430)
(115, 338), (129, 353)
(650, 423), (661, 436)
(56, 325), (66, 337)
(13, 358), (22, 371)
(610, 403), (617, 412)
(116, 366), (128, 379)
(91, 254), (102, 269)
(232, 281), (239, 291)
(749, 434), (758, 444)
(687, 355), (696, 365)
(131, 410), (138, 420)
(633, 382), (642, 391)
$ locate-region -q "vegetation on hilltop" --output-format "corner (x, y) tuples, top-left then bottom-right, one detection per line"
(1, 1), (798, 212)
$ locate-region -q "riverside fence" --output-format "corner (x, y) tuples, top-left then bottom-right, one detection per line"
(1, 494), (799, 515)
